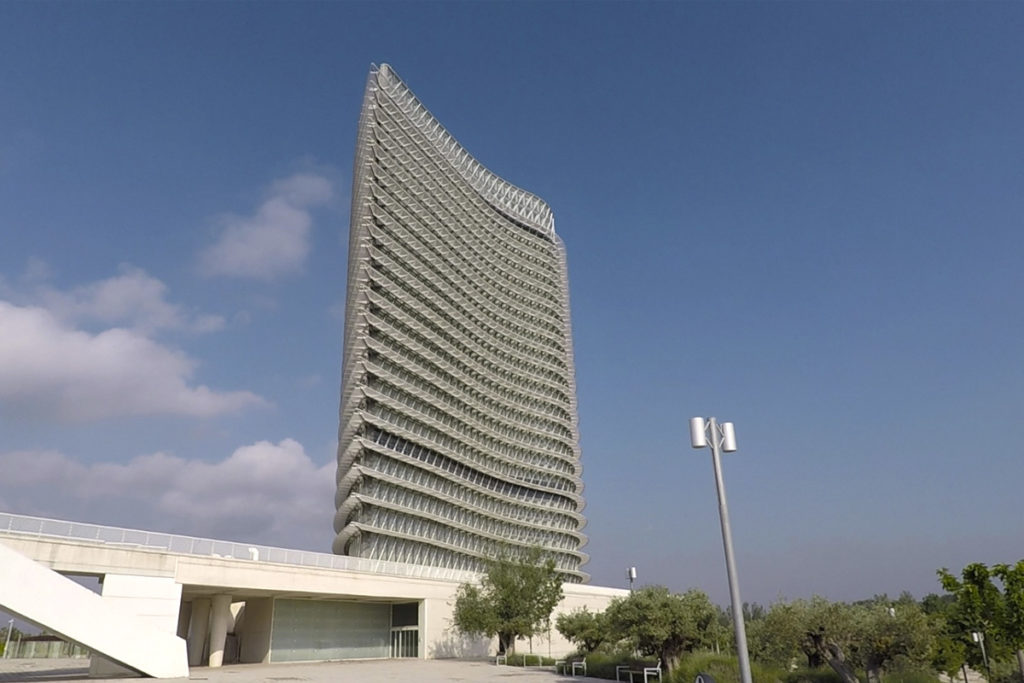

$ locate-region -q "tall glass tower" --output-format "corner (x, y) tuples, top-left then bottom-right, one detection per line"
(335, 64), (587, 582)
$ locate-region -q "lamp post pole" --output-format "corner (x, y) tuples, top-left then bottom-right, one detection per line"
(3, 618), (13, 659)
(972, 631), (991, 679)
(627, 567), (637, 593)
(690, 417), (752, 683)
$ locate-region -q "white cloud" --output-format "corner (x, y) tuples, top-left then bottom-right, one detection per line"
(198, 173), (334, 280)
(29, 264), (224, 334)
(0, 301), (266, 421)
(0, 440), (336, 548)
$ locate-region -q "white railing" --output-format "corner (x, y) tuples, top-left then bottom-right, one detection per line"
(0, 511), (480, 584)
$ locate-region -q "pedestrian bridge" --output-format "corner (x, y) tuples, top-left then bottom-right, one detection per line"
(0, 512), (625, 677)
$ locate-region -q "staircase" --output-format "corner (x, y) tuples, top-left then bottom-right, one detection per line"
(0, 541), (188, 678)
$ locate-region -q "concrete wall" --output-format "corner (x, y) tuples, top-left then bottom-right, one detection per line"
(89, 574), (183, 677)
(541, 583), (627, 658)
(422, 581), (627, 660)
(237, 598), (274, 664)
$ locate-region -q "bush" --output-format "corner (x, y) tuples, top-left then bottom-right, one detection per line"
(782, 667), (848, 683)
(576, 649), (786, 683)
(500, 653), (556, 667)
(987, 660), (1024, 683)
(583, 652), (637, 680)
(780, 664), (944, 683)
(672, 652), (785, 683)
(881, 672), (944, 683)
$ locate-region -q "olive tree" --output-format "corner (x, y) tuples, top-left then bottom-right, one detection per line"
(556, 607), (608, 654)
(451, 547), (564, 655)
(604, 585), (718, 674)
(750, 596), (937, 683)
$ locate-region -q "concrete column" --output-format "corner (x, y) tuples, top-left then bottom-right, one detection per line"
(208, 594), (233, 668)
(418, 599), (428, 659)
(188, 598), (211, 667)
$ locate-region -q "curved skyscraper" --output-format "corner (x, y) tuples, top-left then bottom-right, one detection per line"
(335, 64), (587, 582)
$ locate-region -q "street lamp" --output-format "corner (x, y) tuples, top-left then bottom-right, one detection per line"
(690, 416), (752, 683)
(971, 631), (991, 678)
(627, 566), (637, 593)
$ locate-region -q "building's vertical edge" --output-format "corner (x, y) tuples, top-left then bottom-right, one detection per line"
(335, 65), (380, 548)
(554, 232), (590, 581)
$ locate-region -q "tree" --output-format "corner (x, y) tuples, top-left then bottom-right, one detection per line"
(749, 597), (937, 683)
(1, 621), (24, 657)
(931, 630), (968, 683)
(556, 607), (607, 654)
(451, 547), (564, 655)
(992, 561), (1024, 680)
(854, 599), (934, 683)
(748, 600), (808, 669)
(800, 597), (862, 683)
(604, 585), (718, 675)
(939, 561), (1024, 677)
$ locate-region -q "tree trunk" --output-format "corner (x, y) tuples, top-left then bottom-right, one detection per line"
(823, 643), (861, 683)
(498, 632), (515, 655)
(660, 648), (680, 676)
(802, 646), (824, 668)
(961, 663), (969, 683)
(866, 666), (882, 683)
(808, 631), (860, 683)
(1016, 649), (1024, 682)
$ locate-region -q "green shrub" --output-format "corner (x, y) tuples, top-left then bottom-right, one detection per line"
(500, 653), (556, 667)
(576, 649), (786, 683)
(782, 666), (847, 683)
(985, 660), (1023, 683)
(583, 652), (637, 680)
(671, 652), (785, 683)
(780, 664), (944, 683)
(881, 671), (944, 683)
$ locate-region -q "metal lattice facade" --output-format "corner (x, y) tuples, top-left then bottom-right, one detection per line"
(334, 64), (588, 583)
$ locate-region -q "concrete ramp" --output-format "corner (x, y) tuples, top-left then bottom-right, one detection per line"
(0, 541), (188, 678)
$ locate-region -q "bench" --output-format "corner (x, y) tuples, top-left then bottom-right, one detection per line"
(616, 660), (662, 683)
(495, 653), (544, 667)
(555, 658), (587, 676)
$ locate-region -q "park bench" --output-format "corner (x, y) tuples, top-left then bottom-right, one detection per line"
(495, 653), (544, 667)
(554, 657), (587, 676)
(616, 659), (662, 683)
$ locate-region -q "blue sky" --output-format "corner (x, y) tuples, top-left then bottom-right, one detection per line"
(1, 2), (1023, 606)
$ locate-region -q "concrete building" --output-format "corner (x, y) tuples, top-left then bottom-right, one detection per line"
(0, 513), (625, 676)
(335, 64), (588, 582)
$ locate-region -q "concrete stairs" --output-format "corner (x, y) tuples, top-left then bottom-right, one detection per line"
(0, 541), (188, 678)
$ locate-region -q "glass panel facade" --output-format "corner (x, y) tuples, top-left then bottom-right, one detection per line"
(270, 599), (390, 662)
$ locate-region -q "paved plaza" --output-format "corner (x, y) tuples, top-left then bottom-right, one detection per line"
(0, 658), (600, 683)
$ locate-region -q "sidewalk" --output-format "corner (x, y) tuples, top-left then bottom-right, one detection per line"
(0, 658), (605, 683)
